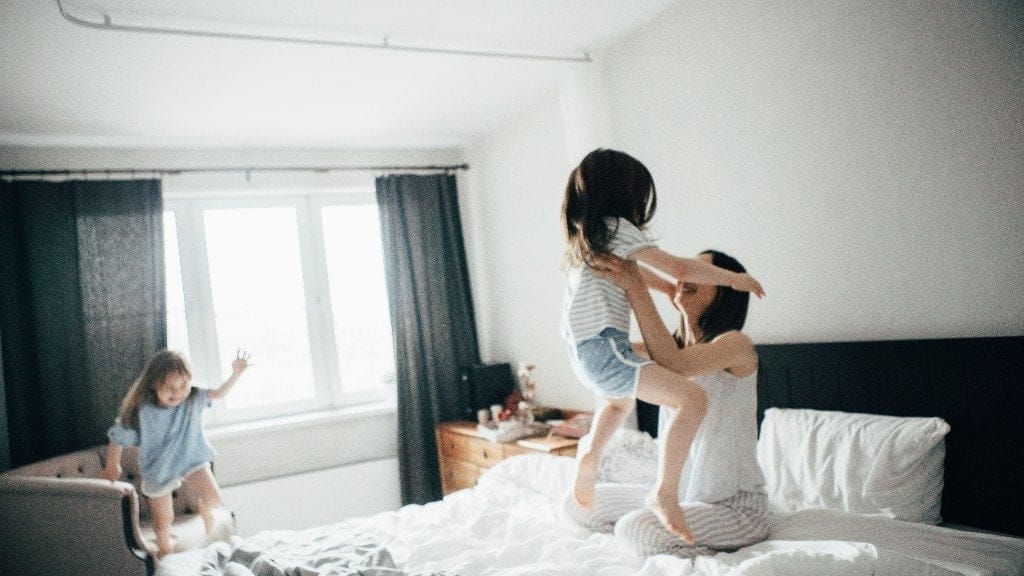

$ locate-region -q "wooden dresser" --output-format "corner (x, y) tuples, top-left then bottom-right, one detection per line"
(435, 421), (578, 495)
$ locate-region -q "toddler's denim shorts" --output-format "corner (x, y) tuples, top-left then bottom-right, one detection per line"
(568, 327), (652, 399)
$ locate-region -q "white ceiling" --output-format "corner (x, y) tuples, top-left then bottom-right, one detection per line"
(0, 0), (677, 149)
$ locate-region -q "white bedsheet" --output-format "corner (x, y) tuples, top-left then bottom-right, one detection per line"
(769, 509), (1024, 576)
(157, 455), (1024, 576)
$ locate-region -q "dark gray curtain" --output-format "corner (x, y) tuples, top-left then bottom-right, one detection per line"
(0, 326), (8, 472)
(375, 173), (480, 504)
(0, 179), (165, 469)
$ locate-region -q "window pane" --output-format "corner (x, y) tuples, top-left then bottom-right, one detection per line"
(322, 204), (396, 394)
(163, 211), (190, 359)
(204, 207), (316, 410)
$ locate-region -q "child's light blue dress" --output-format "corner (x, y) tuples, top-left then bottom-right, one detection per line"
(108, 388), (216, 497)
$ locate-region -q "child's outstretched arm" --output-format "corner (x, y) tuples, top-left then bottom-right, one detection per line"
(209, 349), (252, 400)
(632, 247), (765, 298)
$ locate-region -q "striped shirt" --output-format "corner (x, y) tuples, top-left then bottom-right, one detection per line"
(562, 218), (657, 343)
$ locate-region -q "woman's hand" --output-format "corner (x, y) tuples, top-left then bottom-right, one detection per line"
(589, 253), (645, 292)
(231, 349), (252, 377)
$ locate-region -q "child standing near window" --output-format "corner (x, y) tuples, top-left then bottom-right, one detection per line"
(561, 148), (763, 544)
(100, 349), (251, 557)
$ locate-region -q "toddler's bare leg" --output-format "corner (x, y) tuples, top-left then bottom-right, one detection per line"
(574, 396), (634, 508)
(635, 364), (708, 544)
(149, 494), (175, 558)
(184, 465), (223, 534)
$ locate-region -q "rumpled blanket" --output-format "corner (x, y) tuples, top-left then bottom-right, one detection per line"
(187, 523), (452, 576)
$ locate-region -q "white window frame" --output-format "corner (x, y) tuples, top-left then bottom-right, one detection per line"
(165, 188), (394, 426)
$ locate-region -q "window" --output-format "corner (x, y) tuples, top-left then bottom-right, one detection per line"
(164, 191), (396, 425)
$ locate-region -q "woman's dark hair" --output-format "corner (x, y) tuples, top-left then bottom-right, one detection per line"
(561, 148), (657, 267)
(675, 250), (750, 345)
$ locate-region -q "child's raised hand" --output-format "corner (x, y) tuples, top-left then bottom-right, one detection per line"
(732, 273), (766, 298)
(231, 349), (252, 376)
(589, 253), (644, 291)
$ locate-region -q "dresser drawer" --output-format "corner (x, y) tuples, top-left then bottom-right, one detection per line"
(440, 459), (485, 494)
(435, 421), (579, 496)
(438, 428), (504, 469)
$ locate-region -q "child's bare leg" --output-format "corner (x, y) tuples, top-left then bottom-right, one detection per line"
(636, 364), (708, 544)
(149, 494), (175, 558)
(184, 465), (223, 534)
(574, 396), (634, 508)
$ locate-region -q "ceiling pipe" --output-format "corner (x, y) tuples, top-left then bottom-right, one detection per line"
(56, 0), (593, 64)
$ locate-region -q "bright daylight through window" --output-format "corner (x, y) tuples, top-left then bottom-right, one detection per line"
(163, 192), (396, 425)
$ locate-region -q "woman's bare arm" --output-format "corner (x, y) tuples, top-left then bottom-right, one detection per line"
(639, 265), (675, 298)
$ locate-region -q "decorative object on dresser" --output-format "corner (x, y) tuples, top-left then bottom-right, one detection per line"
(458, 363), (517, 420)
(435, 421), (578, 495)
(473, 421), (549, 443)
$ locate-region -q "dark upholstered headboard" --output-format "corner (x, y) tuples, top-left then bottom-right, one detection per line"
(637, 336), (1024, 537)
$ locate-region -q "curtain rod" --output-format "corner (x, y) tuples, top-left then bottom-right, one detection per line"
(0, 164), (469, 181)
(56, 1), (593, 64)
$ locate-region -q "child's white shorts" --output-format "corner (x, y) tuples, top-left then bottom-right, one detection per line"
(141, 462), (211, 498)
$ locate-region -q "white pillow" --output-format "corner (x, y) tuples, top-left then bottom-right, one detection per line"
(757, 408), (950, 524)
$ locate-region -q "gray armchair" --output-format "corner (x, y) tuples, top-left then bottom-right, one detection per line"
(0, 445), (235, 575)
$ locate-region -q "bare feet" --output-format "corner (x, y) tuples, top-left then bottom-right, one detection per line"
(645, 492), (694, 544)
(573, 452), (599, 508)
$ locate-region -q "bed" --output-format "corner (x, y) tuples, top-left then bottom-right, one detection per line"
(156, 336), (1024, 576)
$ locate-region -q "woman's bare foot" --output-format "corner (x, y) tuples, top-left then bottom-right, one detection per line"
(645, 492), (694, 544)
(573, 452), (599, 508)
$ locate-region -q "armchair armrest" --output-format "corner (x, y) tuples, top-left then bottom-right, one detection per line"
(0, 475), (153, 576)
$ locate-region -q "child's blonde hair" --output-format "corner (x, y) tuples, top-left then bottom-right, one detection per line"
(118, 350), (193, 429)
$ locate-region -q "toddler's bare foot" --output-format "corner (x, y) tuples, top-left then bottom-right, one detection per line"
(646, 492), (694, 544)
(573, 452), (599, 508)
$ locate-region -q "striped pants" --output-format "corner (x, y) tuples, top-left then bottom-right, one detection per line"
(560, 484), (769, 558)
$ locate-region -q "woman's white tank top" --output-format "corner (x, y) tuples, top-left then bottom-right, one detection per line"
(658, 369), (764, 503)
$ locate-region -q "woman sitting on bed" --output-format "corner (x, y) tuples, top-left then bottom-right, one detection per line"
(563, 249), (769, 557)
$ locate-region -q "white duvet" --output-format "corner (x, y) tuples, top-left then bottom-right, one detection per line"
(158, 455), (1024, 576)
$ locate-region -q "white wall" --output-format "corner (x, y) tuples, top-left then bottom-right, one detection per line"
(222, 458), (400, 535)
(600, 0), (1024, 343)
(462, 89), (599, 411)
(467, 0), (1023, 410)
